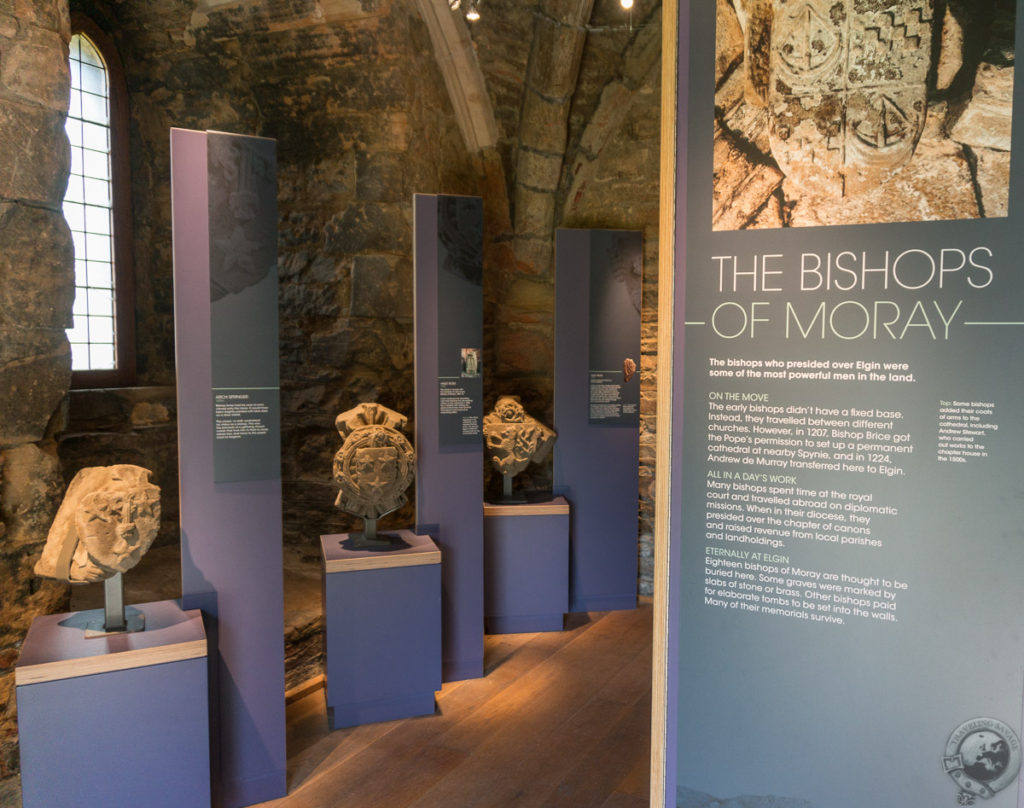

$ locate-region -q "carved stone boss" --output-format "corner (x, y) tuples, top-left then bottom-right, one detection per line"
(333, 402), (415, 546)
(482, 396), (557, 499)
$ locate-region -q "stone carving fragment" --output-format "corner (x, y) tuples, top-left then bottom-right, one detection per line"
(623, 357), (637, 383)
(765, 0), (935, 197)
(333, 402), (415, 521)
(482, 396), (556, 480)
(35, 465), (161, 584)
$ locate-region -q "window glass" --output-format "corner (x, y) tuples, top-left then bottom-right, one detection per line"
(64, 32), (117, 372)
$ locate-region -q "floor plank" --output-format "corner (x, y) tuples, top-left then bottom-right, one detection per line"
(258, 604), (653, 808)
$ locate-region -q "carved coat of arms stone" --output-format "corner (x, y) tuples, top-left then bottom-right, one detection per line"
(482, 396), (556, 480)
(332, 402), (415, 521)
(752, 0), (934, 197)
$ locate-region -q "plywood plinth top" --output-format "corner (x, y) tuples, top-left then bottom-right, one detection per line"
(15, 600), (206, 686)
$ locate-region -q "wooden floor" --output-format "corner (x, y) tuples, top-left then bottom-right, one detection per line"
(257, 603), (653, 808)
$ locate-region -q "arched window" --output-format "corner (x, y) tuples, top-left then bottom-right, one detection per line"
(64, 15), (135, 387)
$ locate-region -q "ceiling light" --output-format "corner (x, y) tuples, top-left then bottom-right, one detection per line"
(465, 0), (481, 21)
(621, 0), (634, 8)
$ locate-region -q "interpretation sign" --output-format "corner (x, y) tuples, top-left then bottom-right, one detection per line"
(670, 3), (1024, 808)
(413, 192), (485, 681)
(588, 230), (641, 425)
(207, 132), (280, 483)
(435, 195), (483, 446)
(171, 128), (286, 806)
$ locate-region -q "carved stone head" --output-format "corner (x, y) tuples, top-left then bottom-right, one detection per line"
(333, 403), (415, 520)
(482, 396), (556, 479)
(35, 465), (161, 584)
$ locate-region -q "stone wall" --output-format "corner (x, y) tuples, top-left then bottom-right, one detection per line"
(0, 0), (73, 793)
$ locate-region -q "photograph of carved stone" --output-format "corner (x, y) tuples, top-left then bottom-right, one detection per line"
(714, 0), (1016, 229)
(208, 135), (277, 299)
(332, 403), (415, 544)
(35, 465), (161, 584)
(438, 194), (483, 286)
(461, 347), (480, 377)
(482, 396), (557, 499)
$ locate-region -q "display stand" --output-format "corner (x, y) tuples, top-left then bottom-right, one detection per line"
(16, 600), (210, 808)
(554, 229), (641, 613)
(320, 530), (442, 728)
(413, 193), (485, 681)
(483, 497), (570, 634)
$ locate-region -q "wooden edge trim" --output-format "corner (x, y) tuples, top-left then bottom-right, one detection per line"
(15, 638), (208, 687)
(324, 549), (442, 573)
(483, 502), (570, 517)
(285, 673), (325, 704)
(651, 1), (679, 806)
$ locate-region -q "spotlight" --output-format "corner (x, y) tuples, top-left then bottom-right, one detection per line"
(621, 0), (634, 8)
(466, 0), (480, 21)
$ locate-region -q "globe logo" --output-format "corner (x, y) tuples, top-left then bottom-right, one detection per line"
(960, 731), (1010, 783)
(944, 718), (1021, 803)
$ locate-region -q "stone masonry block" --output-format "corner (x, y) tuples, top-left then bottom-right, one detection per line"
(325, 202), (410, 254)
(0, 100), (68, 206)
(0, 441), (63, 550)
(513, 184), (556, 238)
(350, 254), (413, 319)
(519, 90), (570, 154)
(0, 329), (70, 448)
(529, 15), (586, 101)
(0, 25), (69, 111)
(0, 203), (73, 331)
(516, 149), (563, 193)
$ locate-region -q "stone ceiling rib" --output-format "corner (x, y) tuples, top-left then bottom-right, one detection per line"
(413, 0), (499, 153)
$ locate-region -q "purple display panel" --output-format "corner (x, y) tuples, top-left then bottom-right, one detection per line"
(413, 193), (484, 682)
(483, 499), (570, 634)
(207, 132), (281, 483)
(666, 2), (1024, 807)
(17, 601), (210, 808)
(171, 128), (286, 808)
(320, 531), (441, 728)
(554, 229), (640, 613)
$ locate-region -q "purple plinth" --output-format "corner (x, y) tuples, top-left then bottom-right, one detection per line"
(320, 531), (442, 727)
(16, 601), (210, 808)
(483, 498), (570, 633)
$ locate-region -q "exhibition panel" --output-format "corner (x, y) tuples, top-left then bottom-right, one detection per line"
(413, 193), (485, 682)
(555, 228), (642, 613)
(658, 3), (1024, 806)
(171, 128), (286, 807)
